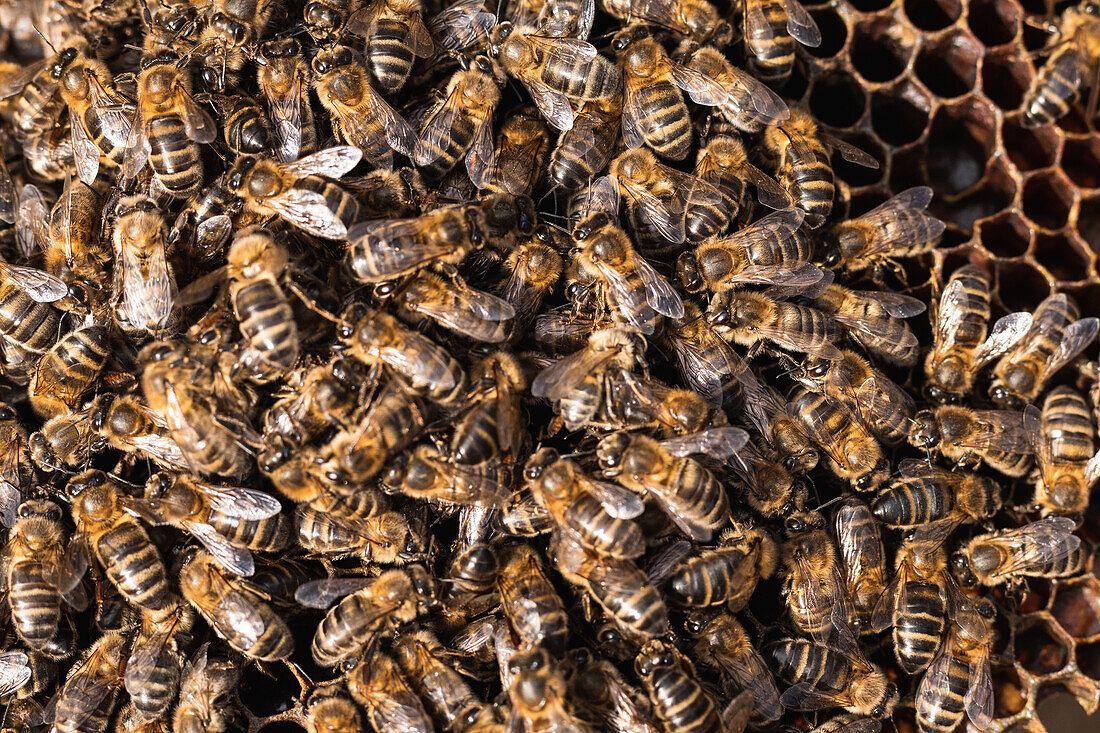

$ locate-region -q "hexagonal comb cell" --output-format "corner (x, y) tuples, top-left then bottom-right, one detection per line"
(1062, 137), (1100, 189)
(1079, 197), (1100, 254)
(832, 133), (887, 188)
(1002, 119), (1061, 172)
(1035, 233), (1092, 283)
(871, 81), (933, 145)
(850, 18), (915, 83)
(1051, 581), (1100, 639)
(998, 260), (1051, 310)
(904, 0), (963, 29)
(809, 72), (868, 127)
(967, 0), (1021, 46)
(993, 664), (1029, 717)
(1014, 620), (1071, 676)
(915, 31), (982, 98)
(1022, 170), (1075, 230)
(807, 7), (849, 58)
(948, 159), (1017, 228)
(980, 52), (1033, 110)
(926, 99), (997, 195)
(1078, 641), (1100, 681)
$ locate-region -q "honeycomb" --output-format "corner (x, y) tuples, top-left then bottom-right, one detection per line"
(790, 0), (1100, 726)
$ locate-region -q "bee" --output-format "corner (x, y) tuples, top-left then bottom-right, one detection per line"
(311, 44), (417, 170)
(0, 404), (32, 518)
(809, 715), (882, 733)
(790, 350), (915, 445)
(226, 147), (362, 239)
(597, 428), (747, 541)
(452, 351), (526, 465)
(302, 0), (363, 40)
(548, 98), (622, 190)
(45, 177), (110, 287)
(224, 226), (299, 372)
(608, 149), (724, 249)
(488, 21), (622, 132)
(396, 271), (516, 343)
(192, 0), (274, 91)
(5, 499), (86, 655)
(952, 515), (1088, 588)
(569, 211), (685, 335)
(872, 459), (1002, 529)
(29, 404), (102, 472)
(383, 444), (511, 508)
(52, 46), (131, 186)
(124, 603), (193, 721)
(141, 342), (258, 478)
(682, 46), (789, 134)
(1022, 0), (1100, 128)
(345, 202), (487, 283)
(530, 327), (642, 431)
(179, 548), (293, 661)
(833, 498), (887, 634)
(326, 380), (428, 482)
(686, 611), (783, 727)
(169, 174), (241, 258)
(1025, 387), (1100, 517)
(506, 645), (593, 732)
(924, 264), (1032, 403)
(762, 109), (880, 229)
(524, 447), (645, 561)
(989, 292), (1100, 408)
(740, 0), (821, 84)
(497, 543), (570, 654)
(767, 637), (898, 719)
(909, 405), (1033, 477)
(0, 54), (66, 142)
(123, 50), (216, 198)
(262, 358), (359, 447)
(709, 291), (842, 361)
(566, 648), (660, 733)
(25, 123), (76, 181)
(89, 394), (189, 472)
(486, 106), (551, 195)
(677, 208), (819, 295)
(110, 195), (176, 335)
(297, 497), (414, 564)
(664, 302), (744, 411)
(655, 525), (778, 611)
(201, 92), (271, 155)
(635, 639), (743, 733)
(812, 284), (927, 368)
(728, 358), (817, 473)
(0, 259), (68, 371)
(819, 186), (944, 274)
(172, 644), (241, 733)
(915, 597), (996, 733)
(413, 57), (501, 186)
(68, 470), (175, 619)
(362, 0), (436, 91)
(781, 511), (854, 645)
(346, 652), (435, 733)
(27, 318), (109, 419)
(611, 24), (727, 161)
(792, 387), (885, 490)
(52, 630), (127, 733)
(555, 532), (670, 640)
(393, 629), (489, 731)
(256, 37), (317, 163)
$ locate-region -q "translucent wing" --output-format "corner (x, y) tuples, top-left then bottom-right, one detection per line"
(408, 13), (436, 57)
(964, 651), (993, 730)
(979, 516), (1081, 579)
(667, 61), (728, 106)
(354, 89), (417, 158)
(866, 185), (934, 213)
(122, 106), (150, 180)
(726, 262), (825, 289)
(620, 84), (647, 149)
(209, 587), (266, 648)
(184, 521), (255, 576)
(429, 0), (496, 50)
(120, 239), (174, 331)
(581, 476), (645, 519)
(852, 289), (927, 318)
(15, 184), (49, 258)
(266, 188), (348, 239)
(177, 90), (216, 144)
(660, 427), (749, 460)
(87, 73), (132, 146)
(740, 161), (792, 209)
(1025, 403), (1054, 486)
(755, 319), (842, 360)
(783, 0), (821, 46)
(821, 133), (879, 168)
(346, 218), (453, 279)
(0, 652), (30, 697)
(780, 681), (850, 711)
(635, 255), (684, 318)
(973, 312), (1032, 367)
(948, 410), (1031, 455)
(576, 175), (621, 217)
(70, 106), (101, 186)
(0, 262), (69, 302)
(379, 334), (459, 393)
(410, 282), (515, 342)
(522, 78), (575, 131)
(618, 175), (686, 244)
(465, 117), (497, 189)
(125, 625), (174, 694)
(744, 0), (778, 57)
(413, 87), (461, 166)
(531, 344), (622, 400)
(528, 35), (598, 62)
(192, 482), (281, 519)
(1046, 317), (1100, 378)
(1085, 449), (1100, 485)
(589, 257), (659, 334)
(124, 432), (190, 471)
(281, 146), (362, 178)
(267, 75), (304, 163)
(646, 539), (692, 583)
(854, 375), (915, 428)
(712, 648), (783, 723)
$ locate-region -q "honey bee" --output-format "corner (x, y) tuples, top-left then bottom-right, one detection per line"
(790, 350), (915, 446)
(45, 177), (109, 287)
(68, 470), (175, 619)
(345, 202), (487, 283)
(0, 404), (32, 520)
(740, 0), (821, 84)
(833, 498), (887, 634)
(89, 394), (189, 472)
(413, 57), (501, 185)
(635, 639), (744, 733)
(524, 447), (645, 561)
(768, 637), (897, 719)
(5, 499), (87, 655)
(124, 603), (193, 721)
(809, 713), (881, 733)
(549, 98), (622, 190)
(952, 515), (1088, 588)
(27, 318), (109, 419)
(924, 264), (1032, 403)
(297, 497), (415, 564)
(781, 510), (853, 644)
(915, 597), (996, 733)
(655, 525), (777, 611)
(179, 548), (293, 661)
(909, 405), (1033, 477)
(24, 123), (76, 182)
(200, 92), (271, 155)
(347, 652), (435, 733)
(173, 644), (241, 733)
(226, 147), (362, 239)
(569, 211), (685, 335)
(452, 351), (526, 465)
(262, 358), (359, 447)
(1025, 387), (1100, 517)
(686, 611), (783, 727)
(611, 24), (728, 161)
(506, 644), (593, 732)
(0, 259), (68, 372)
(709, 291), (841, 361)
(29, 405), (102, 472)
(687, 133), (791, 240)
(383, 444), (511, 508)
(52, 630), (127, 733)
(362, 0), (436, 91)
(989, 292), (1100, 408)
(0, 53), (66, 142)
(681, 46), (789, 134)
(301, 0), (362, 40)
(792, 387), (885, 490)
(110, 195), (176, 335)
(392, 629), (489, 731)
(223, 226), (299, 372)
(304, 687), (363, 733)
(396, 271), (516, 343)
(762, 109), (879, 229)
(1022, 0), (1100, 128)
(312, 44), (417, 170)
(169, 174), (241, 258)
(597, 428), (747, 541)
(257, 37), (317, 163)
(663, 302), (742, 410)
(488, 21), (622, 131)
(123, 50), (216, 197)
(728, 358), (818, 473)
(819, 186), (944, 274)
(486, 106), (551, 195)
(812, 284), (927, 368)
(497, 543), (570, 654)
(566, 648), (660, 733)
(872, 459), (1002, 529)
(325, 380), (428, 482)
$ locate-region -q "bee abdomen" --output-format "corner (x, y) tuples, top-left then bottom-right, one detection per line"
(1023, 48), (1086, 128)
(895, 583), (945, 673)
(312, 593), (377, 666)
(647, 668), (722, 733)
(234, 279), (299, 369)
(588, 562), (669, 637)
(665, 550), (737, 606)
(128, 650), (180, 719)
(916, 654), (968, 733)
(209, 509), (292, 551)
(369, 20), (416, 92)
(9, 561), (61, 648)
(147, 114), (202, 195)
(0, 284), (62, 353)
(1044, 387), (1094, 462)
(95, 521), (171, 613)
(29, 325), (109, 418)
(636, 82), (692, 161)
(421, 115), (475, 180)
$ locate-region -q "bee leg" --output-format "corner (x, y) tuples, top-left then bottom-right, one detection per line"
(284, 660), (314, 704)
(1086, 64), (1100, 131)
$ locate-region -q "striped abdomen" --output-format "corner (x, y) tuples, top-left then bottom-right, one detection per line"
(559, 373), (603, 430)
(9, 557), (61, 650)
(209, 509), (291, 551)
(745, 0), (795, 85)
(146, 113), (203, 196)
(368, 18), (416, 92)
(644, 666), (723, 733)
(665, 547), (751, 607)
(232, 277), (298, 370)
(633, 80), (692, 161)
(297, 503), (365, 554)
(312, 592), (386, 666)
(1022, 46), (1086, 128)
(226, 597), (292, 661)
(774, 302), (839, 354)
(93, 520), (171, 615)
(562, 493), (644, 560)
(944, 265), (991, 350)
(418, 110), (475, 180)
(53, 682), (118, 733)
(13, 75), (64, 140)
(1043, 386), (1094, 463)
(549, 110), (618, 190)
(873, 478), (951, 527)
(29, 324), (109, 418)
(662, 460), (728, 533)
(894, 582), (945, 673)
(128, 643), (180, 719)
(295, 176), (361, 232)
(584, 558), (668, 638)
(769, 639), (851, 691)
(543, 53), (621, 102)
(916, 652), (968, 733)
(781, 143), (833, 228)
(0, 283), (62, 353)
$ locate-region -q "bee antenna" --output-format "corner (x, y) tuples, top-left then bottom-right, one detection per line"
(814, 494), (845, 512)
(31, 24), (58, 54)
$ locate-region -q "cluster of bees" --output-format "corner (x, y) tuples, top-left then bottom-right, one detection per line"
(0, 0), (1096, 727)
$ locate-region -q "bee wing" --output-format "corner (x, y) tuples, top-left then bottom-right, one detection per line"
(949, 409), (1032, 455)
(123, 432), (190, 471)
(209, 586), (267, 648)
(429, 0), (496, 51)
(755, 319), (842, 360)
(408, 12), (437, 57)
(646, 539), (692, 583)
(1046, 317), (1100, 378)
(660, 427), (749, 461)
(717, 207), (806, 248)
(267, 75), (304, 163)
(869, 185), (936, 214)
(281, 146), (362, 178)
(265, 188), (348, 239)
(125, 625), (174, 694)
(618, 175), (686, 244)
(121, 238), (174, 330)
(578, 175), (621, 217)
(854, 374), (914, 425)
(413, 87), (461, 166)
(521, 78), (575, 131)
(780, 681), (850, 711)
(973, 311), (1032, 367)
(667, 60), (728, 106)
(380, 334), (459, 393)
(56, 678), (117, 730)
(721, 63), (789, 120)
(669, 330), (739, 408)
(580, 475), (645, 519)
(917, 648), (953, 721)
(621, 83), (648, 149)
(69, 107), (101, 186)
(122, 106), (150, 180)
(782, 0), (821, 46)
(413, 282), (515, 342)
(528, 35), (598, 62)
(1084, 449), (1100, 485)
(0, 60), (48, 99)
(869, 568), (903, 632)
(184, 521), (255, 577)
(640, 476), (717, 541)
(743, 0), (778, 57)
(0, 479), (18, 528)
(851, 289), (927, 318)
(832, 308), (918, 354)
(0, 652), (29, 697)
(176, 89), (216, 144)
(465, 116), (498, 190)
(635, 253), (684, 318)
(0, 262), (69, 302)
(192, 482), (282, 519)
(983, 517), (1081, 579)
(589, 258), (658, 334)
(712, 649), (783, 723)
(87, 73), (132, 146)
(1024, 403), (1054, 485)
(15, 184), (50, 258)
(739, 162), (792, 209)
(531, 345), (619, 400)
(964, 650), (994, 730)
(493, 129), (544, 195)
(358, 88), (418, 158)
(820, 133), (879, 168)
(727, 262), (825, 288)
(346, 218), (452, 279)
(295, 577), (375, 608)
